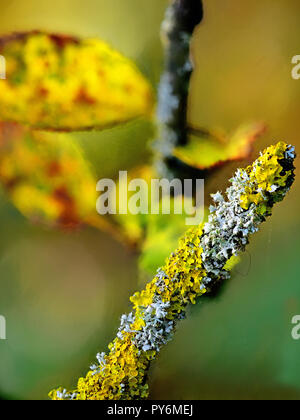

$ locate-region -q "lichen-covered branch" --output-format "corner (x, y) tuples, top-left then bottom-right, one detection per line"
(154, 0), (203, 178)
(49, 142), (295, 400)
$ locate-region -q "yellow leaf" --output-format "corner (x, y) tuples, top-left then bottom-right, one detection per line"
(173, 123), (266, 170)
(0, 122), (98, 228)
(112, 166), (154, 246)
(0, 32), (154, 131)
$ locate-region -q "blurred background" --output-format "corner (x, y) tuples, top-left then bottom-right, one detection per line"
(0, 0), (300, 400)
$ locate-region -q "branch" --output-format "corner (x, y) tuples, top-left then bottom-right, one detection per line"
(154, 0), (204, 178)
(49, 142), (295, 400)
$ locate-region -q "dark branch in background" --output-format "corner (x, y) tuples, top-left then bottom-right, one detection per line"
(154, 0), (203, 179)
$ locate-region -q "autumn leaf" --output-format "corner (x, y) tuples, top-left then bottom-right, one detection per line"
(0, 32), (154, 131)
(173, 123), (266, 170)
(111, 166), (154, 246)
(0, 122), (100, 228)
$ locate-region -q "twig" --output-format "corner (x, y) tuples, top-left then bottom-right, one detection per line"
(154, 0), (204, 178)
(49, 142), (295, 400)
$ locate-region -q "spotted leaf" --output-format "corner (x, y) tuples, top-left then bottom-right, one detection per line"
(173, 123), (266, 170)
(0, 32), (154, 131)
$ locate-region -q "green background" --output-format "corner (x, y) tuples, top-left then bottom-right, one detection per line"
(0, 0), (300, 400)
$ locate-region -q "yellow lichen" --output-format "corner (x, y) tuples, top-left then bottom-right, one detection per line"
(240, 142), (292, 214)
(49, 142), (295, 400)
